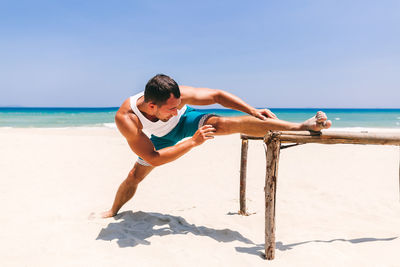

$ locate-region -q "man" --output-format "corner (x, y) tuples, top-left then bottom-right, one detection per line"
(101, 74), (331, 218)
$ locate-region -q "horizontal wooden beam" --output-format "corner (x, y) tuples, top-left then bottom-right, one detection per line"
(277, 131), (400, 146)
(240, 134), (263, 140)
(242, 131), (400, 146)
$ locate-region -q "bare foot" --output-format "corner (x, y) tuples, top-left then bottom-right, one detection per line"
(100, 210), (116, 218)
(301, 111), (332, 131)
(88, 210), (116, 220)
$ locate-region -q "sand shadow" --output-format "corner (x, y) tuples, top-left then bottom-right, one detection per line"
(235, 236), (399, 258)
(96, 210), (255, 248)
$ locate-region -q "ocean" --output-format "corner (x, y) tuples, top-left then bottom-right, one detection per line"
(0, 107), (400, 130)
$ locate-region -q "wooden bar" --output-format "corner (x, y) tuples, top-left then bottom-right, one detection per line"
(244, 131), (400, 146)
(239, 138), (249, 215)
(278, 131), (400, 146)
(264, 132), (281, 260)
(241, 134), (263, 140)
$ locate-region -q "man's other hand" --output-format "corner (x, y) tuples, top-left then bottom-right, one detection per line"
(191, 125), (216, 146)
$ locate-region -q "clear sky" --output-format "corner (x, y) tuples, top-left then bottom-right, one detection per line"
(1, 0), (399, 108)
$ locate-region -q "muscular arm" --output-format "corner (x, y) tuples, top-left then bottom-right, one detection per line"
(180, 85), (277, 120)
(180, 85), (255, 115)
(115, 111), (214, 167)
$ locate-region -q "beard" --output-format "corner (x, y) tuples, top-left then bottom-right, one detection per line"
(155, 110), (174, 122)
(160, 116), (173, 122)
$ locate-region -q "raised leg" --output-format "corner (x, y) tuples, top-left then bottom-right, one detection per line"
(205, 111), (331, 137)
(101, 162), (154, 218)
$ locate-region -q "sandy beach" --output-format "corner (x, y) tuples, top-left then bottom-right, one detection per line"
(0, 127), (399, 267)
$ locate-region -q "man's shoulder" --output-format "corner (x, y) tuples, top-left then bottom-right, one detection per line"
(178, 85), (192, 96)
(115, 98), (143, 137)
(179, 85), (197, 104)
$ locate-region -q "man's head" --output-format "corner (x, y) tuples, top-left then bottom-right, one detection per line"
(144, 74), (181, 122)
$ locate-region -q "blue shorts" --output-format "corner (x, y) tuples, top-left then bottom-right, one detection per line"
(137, 106), (216, 166)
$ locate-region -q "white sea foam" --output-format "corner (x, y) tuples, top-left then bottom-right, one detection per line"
(103, 123), (117, 129)
(0, 125), (117, 130)
(334, 117), (341, 120)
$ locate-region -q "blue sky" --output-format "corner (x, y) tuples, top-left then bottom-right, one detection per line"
(0, 0), (399, 108)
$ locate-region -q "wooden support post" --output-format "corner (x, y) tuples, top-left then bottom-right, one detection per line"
(264, 132), (281, 260)
(240, 131), (400, 260)
(239, 138), (249, 215)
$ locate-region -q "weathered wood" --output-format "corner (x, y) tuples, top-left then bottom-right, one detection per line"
(279, 131), (321, 136)
(278, 131), (400, 146)
(240, 130), (400, 261)
(278, 130), (400, 141)
(264, 132), (281, 260)
(241, 134), (263, 140)
(243, 131), (400, 145)
(280, 143), (302, 150)
(239, 139), (249, 215)
(279, 135), (400, 145)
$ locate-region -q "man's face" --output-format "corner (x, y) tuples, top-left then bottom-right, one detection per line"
(154, 94), (181, 122)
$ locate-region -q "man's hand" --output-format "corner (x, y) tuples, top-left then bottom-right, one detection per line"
(252, 108), (278, 120)
(191, 125), (216, 146)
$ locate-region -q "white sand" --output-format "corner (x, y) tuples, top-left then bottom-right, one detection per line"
(0, 127), (399, 267)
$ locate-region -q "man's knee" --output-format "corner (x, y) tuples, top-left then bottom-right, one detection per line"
(206, 116), (232, 134)
(126, 168), (146, 186)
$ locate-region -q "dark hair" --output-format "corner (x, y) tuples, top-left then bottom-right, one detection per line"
(144, 74), (180, 106)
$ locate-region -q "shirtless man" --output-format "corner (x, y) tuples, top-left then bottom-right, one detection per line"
(101, 74), (331, 218)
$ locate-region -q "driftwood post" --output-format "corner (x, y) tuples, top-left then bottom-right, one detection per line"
(239, 136), (249, 215)
(264, 132), (281, 260)
(239, 131), (400, 260)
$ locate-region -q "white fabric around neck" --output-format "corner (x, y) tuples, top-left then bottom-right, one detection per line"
(130, 91), (187, 137)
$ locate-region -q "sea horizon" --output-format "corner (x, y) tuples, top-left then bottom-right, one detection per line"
(1, 107), (400, 129)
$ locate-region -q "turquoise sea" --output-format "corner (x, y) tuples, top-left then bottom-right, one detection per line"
(0, 107), (400, 129)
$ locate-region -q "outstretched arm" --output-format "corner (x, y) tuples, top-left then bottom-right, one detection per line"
(115, 111), (215, 166)
(180, 85), (277, 120)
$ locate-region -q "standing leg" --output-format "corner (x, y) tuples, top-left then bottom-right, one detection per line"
(101, 162), (154, 218)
